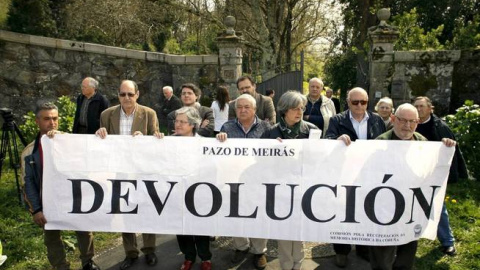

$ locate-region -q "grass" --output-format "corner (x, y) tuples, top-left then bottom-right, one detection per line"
(1, 131), (479, 269)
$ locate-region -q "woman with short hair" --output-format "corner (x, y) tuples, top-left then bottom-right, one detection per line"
(173, 107), (212, 270)
(261, 90), (318, 270)
(375, 97), (395, 129)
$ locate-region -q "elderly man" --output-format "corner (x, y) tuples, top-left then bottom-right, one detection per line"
(228, 75), (276, 125)
(95, 80), (161, 269)
(216, 94), (270, 270)
(371, 103), (456, 270)
(325, 87), (386, 267)
(167, 83), (215, 137)
(157, 86), (182, 129)
(413, 96), (468, 256)
(303, 78), (336, 136)
(73, 77), (110, 134)
(325, 87), (341, 113)
(23, 102), (100, 270)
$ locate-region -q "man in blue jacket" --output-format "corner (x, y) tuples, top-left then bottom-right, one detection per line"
(23, 102), (99, 270)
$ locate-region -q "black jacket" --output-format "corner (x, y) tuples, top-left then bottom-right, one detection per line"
(72, 92), (110, 134)
(419, 114), (468, 183)
(325, 110), (386, 141)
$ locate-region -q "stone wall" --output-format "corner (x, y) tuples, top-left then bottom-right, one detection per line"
(451, 49), (480, 112)
(0, 30), (219, 122)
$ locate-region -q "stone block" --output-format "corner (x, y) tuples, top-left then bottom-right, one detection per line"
(185, 55), (203, 64)
(105, 46), (127, 58)
(169, 55), (186, 64)
(203, 55), (218, 64)
(146, 52), (165, 62)
(30, 35), (56, 48)
(84, 43), (106, 55)
(394, 52), (415, 62)
(0, 30), (30, 44)
(126, 50), (146, 60)
(56, 39), (84, 51)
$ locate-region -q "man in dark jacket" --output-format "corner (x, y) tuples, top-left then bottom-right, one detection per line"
(413, 96), (468, 256)
(23, 102), (99, 270)
(73, 77), (110, 134)
(325, 87), (386, 267)
(228, 75), (276, 125)
(157, 86), (182, 130)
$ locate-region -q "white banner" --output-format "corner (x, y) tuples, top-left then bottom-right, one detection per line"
(42, 134), (454, 246)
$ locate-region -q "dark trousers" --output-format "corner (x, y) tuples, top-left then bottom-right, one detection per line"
(176, 235), (212, 262)
(334, 244), (369, 258)
(369, 241), (418, 270)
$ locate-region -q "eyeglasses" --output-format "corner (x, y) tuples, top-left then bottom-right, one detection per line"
(290, 107), (306, 112)
(174, 120), (190, 125)
(396, 117), (418, 125)
(350, 100), (368, 106)
(119, 92), (136, 97)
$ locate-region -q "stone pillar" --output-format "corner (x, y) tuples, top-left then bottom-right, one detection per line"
(367, 8), (399, 109)
(217, 16), (243, 98)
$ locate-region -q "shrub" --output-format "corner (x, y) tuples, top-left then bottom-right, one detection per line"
(445, 100), (480, 180)
(20, 96), (76, 143)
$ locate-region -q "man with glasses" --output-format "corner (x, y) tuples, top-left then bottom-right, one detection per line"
(73, 77), (110, 134)
(228, 75), (276, 125)
(413, 96), (467, 256)
(95, 80), (161, 269)
(325, 87), (386, 267)
(370, 103), (456, 269)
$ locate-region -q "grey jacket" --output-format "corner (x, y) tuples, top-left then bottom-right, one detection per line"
(220, 116), (270, 138)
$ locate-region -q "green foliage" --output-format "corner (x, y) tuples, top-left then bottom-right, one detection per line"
(7, 0), (57, 36)
(445, 100), (480, 181)
(392, 8), (444, 51)
(0, 0), (11, 29)
(164, 38), (181, 54)
(448, 15), (480, 50)
(20, 96), (76, 143)
(323, 49), (357, 98)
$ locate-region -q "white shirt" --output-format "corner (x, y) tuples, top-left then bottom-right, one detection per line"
(211, 101), (229, 132)
(120, 106), (136, 135)
(349, 111), (369, 140)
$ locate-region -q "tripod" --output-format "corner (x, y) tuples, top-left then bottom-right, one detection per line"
(0, 108), (28, 204)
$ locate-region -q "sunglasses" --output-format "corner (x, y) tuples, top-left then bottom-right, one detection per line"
(350, 100), (368, 105)
(119, 92), (136, 97)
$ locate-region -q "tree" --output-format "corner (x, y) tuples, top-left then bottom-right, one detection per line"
(7, 0), (57, 36)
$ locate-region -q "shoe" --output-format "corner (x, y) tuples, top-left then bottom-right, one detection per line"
(83, 259), (101, 270)
(180, 260), (193, 270)
(335, 254), (347, 268)
(253, 253), (267, 270)
(120, 256), (138, 270)
(201, 260), (212, 270)
(442, 245), (456, 256)
(145, 253), (158, 266)
(231, 248), (249, 263)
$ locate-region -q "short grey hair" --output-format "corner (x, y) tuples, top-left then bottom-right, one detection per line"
(375, 97), (395, 113)
(163, 86), (173, 93)
(277, 90), (307, 116)
(235, 94), (256, 109)
(347, 87), (368, 100)
(309, 77), (324, 87)
(85, 77), (99, 89)
(35, 102), (58, 118)
(175, 106), (202, 132)
(395, 103), (418, 118)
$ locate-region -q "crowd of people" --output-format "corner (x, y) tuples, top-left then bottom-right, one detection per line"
(20, 75), (466, 270)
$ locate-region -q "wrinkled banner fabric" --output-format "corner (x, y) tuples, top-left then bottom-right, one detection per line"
(42, 134), (454, 246)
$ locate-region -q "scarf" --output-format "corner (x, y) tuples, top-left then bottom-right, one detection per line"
(278, 117), (301, 139)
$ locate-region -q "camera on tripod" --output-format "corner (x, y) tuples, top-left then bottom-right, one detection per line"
(0, 108), (14, 125)
(0, 107), (28, 204)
